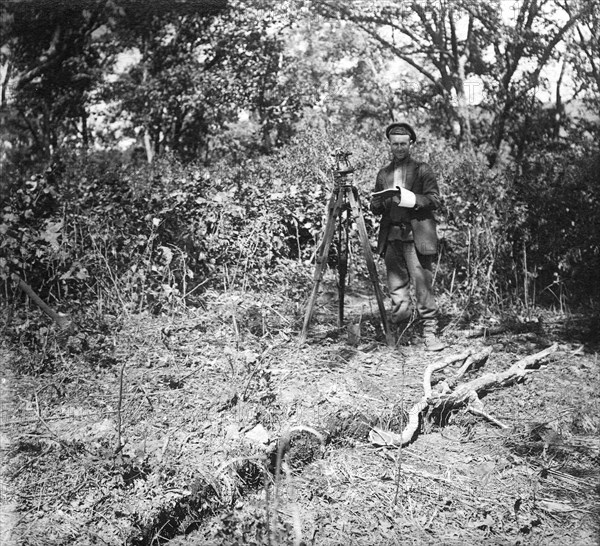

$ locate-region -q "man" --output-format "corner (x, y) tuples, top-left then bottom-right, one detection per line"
(370, 122), (445, 351)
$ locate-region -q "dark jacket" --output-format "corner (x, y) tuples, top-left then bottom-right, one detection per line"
(370, 158), (440, 256)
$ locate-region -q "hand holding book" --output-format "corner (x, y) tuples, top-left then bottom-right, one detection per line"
(371, 186), (416, 208)
(371, 187), (401, 200)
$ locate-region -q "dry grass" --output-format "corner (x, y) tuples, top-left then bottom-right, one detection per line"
(1, 286), (599, 545)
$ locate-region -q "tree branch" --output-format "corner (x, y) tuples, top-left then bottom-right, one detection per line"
(370, 344), (559, 447)
(13, 274), (74, 331)
(527, 4), (593, 90)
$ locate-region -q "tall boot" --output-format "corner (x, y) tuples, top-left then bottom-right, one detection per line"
(423, 320), (446, 352)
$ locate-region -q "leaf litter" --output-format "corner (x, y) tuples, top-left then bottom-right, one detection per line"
(1, 287), (599, 545)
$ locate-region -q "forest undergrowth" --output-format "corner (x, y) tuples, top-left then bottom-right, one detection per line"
(3, 2), (600, 543)
(1, 274), (599, 546)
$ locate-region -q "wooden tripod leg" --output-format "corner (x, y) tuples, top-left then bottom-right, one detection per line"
(348, 189), (394, 347)
(300, 190), (342, 342)
(337, 213), (348, 327)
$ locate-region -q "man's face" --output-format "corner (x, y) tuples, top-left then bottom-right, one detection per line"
(389, 134), (411, 161)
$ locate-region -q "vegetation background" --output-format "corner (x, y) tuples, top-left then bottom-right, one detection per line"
(1, 1), (599, 545)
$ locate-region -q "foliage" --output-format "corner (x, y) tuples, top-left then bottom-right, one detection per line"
(1, 2), (600, 320)
(427, 138), (520, 312)
(0, 126), (335, 315)
(513, 144), (600, 307)
(310, 0), (600, 162)
(2, 119), (599, 323)
(3, 0), (599, 172)
(0, 0), (309, 171)
(106, 0), (303, 160)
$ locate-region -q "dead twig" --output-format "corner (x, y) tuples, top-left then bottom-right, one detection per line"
(467, 401), (509, 429)
(370, 344), (559, 447)
(116, 360), (126, 452)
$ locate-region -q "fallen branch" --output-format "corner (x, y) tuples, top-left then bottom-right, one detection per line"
(370, 344), (559, 447)
(13, 274), (75, 332)
(467, 325), (508, 338)
(449, 343), (558, 399)
(467, 395), (509, 429)
(423, 350), (474, 398)
(370, 350), (486, 447)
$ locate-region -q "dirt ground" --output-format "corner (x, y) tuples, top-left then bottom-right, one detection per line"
(1, 284), (599, 545)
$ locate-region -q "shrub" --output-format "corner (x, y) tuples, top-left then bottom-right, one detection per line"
(513, 144), (600, 309)
(2, 127), (598, 321)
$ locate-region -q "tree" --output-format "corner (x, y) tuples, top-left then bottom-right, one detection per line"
(311, 0), (493, 150)
(0, 0), (230, 166)
(309, 0), (597, 162)
(476, 0), (598, 166)
(559, 0), (600, 131)
(0, 1), (110, 160)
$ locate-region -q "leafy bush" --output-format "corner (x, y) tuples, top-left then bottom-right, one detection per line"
(413, 136), (521, 315)
(513, 144), (600, 308)
(427, 136), (600, 314)
(2, 126), (598, 322)
(0, 127), (341, 315)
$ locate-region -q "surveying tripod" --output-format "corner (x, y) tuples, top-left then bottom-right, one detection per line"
(300, 151), (393, 347)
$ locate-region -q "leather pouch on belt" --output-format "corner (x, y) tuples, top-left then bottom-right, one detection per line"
(411, 217), (438, 255)
(390, 201), (403, 223)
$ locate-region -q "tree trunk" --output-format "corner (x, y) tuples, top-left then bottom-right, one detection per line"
(81, 110), (89, 149)
(1, 61), (12, 109)
(553, 58), (567, 141)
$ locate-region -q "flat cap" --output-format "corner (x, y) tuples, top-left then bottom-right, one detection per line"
(385, 122), (417, 142)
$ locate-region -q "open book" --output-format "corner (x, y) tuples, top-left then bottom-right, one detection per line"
(371, 187), (401, 199)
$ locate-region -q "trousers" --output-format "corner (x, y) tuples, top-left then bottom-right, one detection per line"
(384, 240), (438, 322)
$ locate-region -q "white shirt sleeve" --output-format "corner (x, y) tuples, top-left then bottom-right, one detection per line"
(399, 188), (416, 208)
